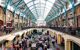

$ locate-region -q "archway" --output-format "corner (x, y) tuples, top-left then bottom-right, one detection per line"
(70, 41), (80, 50)
(0, 20), (3, 27)
(66, 40), (80, 50)
(57, 34), (65, 50)
(0, 20), (3, 35)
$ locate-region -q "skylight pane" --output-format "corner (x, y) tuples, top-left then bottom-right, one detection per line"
(36, 9), (39, 15)
(31, 9), (35, 13)
(78, 0), (80, 2)
(31, 10), (37, 17)
(46, 1), (53, 8)
(34, 0), (39, 4)
(27, 2), (33, 7)
(7, 5), (14, 11)
(29, 6), (35, 10)
(45, 6), (50, 9)
(69, 3), (72, 8)
(32, 11), (37, 17)
(24, 0), (32, 4)
(0, 0), (5, 7)
(41, 4), (45, 7)
(43, 8), (50, 18)
(15, 10), (20, 14)
(35, 4), (39, 8)
(29, 6), (34, 10)
(31, 9), (35, 12)
(49, 0), (55, 3)
(41, 0), (45, 3)
(38, 9), (41, 16)
(41, 9), (44, 16)
(40, 7), (44, 9)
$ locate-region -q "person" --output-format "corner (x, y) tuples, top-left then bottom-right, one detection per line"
(55, 42), (60, 50)
(31, 42), (36, 50)
(22, 38), (27, 50)
(39, 41), (44, 48)
(44, 44), (47, 50)
(29, 40), (32, 47)
(47, 42), (50, 49)
(52, 37), (55, 46)
(19, 40), (22, 50)
(47, 48), (53, 50)
(38, 47), (43, 50)
(13, 35), (20, 50)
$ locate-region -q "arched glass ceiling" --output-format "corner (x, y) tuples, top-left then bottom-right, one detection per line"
(24, 0), (55, 20)
(0, 0), (37, 22)
(0, 0), (60, 23)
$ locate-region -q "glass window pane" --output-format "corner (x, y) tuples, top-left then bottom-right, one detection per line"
(46, 1), (53, 7)
(40, 7), (44, 9)
(31, 8), (35, 12)
(78, 0), (80, 2)
(33, 13), (37, 17)
(41, 4), (45, 7)
(34, 0), (39, 4)
(29, 6), (34, 9)
(24, 0), (32, 4)
(0, 0), (5, 7)
(27, 2), (33, 7)
(44, 8), (50, 17)
(35, 4), (39, 8)
(31, 10), (36, 14)
(7, 5), (14, 11)
(48, 0), (55, 4)
(41, 9), (43, 15)
(69, 3), (72, 8)
(41, 0), (45, 3)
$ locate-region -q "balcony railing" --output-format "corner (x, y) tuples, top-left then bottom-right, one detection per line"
(49, 27), (80, 37)
(12, 26), (80, 37)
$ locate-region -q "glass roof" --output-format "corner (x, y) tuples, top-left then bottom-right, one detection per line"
(0, 0), (56, 22)
(0, 0), (76, 26)
(0, 0), (67, 23)
(24, 0), (55, 21)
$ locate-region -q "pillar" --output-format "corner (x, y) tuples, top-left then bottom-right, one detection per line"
(57, 34), (62, 44)
(65, 40), (72, 50)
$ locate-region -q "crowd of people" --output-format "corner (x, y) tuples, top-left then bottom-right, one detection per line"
(12, 30), (60, 50)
